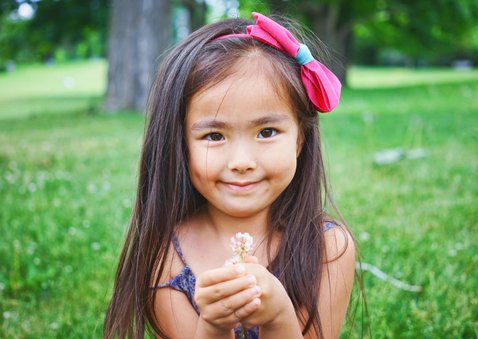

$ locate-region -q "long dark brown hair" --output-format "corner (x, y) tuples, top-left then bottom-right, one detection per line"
(104, 16), (354, 339)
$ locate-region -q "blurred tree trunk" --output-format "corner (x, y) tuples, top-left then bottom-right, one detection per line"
(104, 0), (172, 112)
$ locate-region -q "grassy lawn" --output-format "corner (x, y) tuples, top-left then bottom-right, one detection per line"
(0, 61), (477, 338)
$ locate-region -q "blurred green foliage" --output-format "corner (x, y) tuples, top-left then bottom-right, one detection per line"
(0, 0), (108, 67)
(242, 0), (478, 66)
(2, 0), (478, 69)
(352, 0), (478, 65)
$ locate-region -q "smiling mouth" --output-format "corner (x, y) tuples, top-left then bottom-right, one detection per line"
(222, 181), (260, 192)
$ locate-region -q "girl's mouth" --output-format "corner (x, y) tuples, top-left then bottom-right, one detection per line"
(222, 181), (260, 192)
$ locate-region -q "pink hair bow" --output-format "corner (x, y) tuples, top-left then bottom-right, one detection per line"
(217, 12), (341, 113)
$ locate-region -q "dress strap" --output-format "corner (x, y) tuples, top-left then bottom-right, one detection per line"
(172, 235), (188, 265)
(323, 221), (336, 232)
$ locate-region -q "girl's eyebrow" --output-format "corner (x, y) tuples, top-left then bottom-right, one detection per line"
(249, 113), (290, 126)
(190, 113), (291, 131)
(190, 119), (227, 131)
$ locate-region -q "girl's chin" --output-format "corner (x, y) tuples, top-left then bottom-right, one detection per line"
(209, 203), (269, 219)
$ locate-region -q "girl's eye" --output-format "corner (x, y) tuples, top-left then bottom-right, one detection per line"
(258, 128), (278, 139)
(206, 132), (224, 141)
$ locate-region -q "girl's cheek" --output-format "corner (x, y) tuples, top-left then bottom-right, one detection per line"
(264, 157), (297, 179)
(263, 143), (297, 163)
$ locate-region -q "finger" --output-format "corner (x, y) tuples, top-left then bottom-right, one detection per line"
(243, 255), (259, 264)
(196, 264), (246, 288)
(210, 287), (262, 324)
(222, 297), (261, 323)
(197, 274), (257, 305)
(220, 285), (262, 314)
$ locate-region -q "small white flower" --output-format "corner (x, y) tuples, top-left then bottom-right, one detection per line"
(102, 181), (111, 191)
(27, 242), (37, 255)
(227, 232), (254, 337)
(359, 232), (370, 241)
(122, 198), (132, 208)
(27, 182), (37, 192)
(91, 242), (101, 251)
(229, 232), (254, 261)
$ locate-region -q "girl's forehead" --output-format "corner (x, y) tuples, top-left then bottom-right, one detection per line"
(192, 54), (288, 99)
(188, 56), (293, 113)
(187, 69), (294, 122)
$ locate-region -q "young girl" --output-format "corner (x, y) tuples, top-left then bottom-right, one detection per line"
(104, 12), (355, 339)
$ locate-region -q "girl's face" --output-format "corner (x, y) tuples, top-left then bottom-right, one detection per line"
(185, 60), (302, 219)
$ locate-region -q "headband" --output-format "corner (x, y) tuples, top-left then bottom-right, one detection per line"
(214, 12), (341, 113)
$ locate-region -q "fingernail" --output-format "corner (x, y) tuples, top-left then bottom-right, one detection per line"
(247, 275), (256, 285)
(251, 298), (260, 307)
(236, 265), (245, 274)
(250, 285), (261, 296)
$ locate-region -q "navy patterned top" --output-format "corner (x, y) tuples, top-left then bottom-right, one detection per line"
(156, 222), (336, 338)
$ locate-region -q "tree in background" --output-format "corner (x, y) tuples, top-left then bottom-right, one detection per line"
(0, 0), (206, 111)
(103, 0), (171, 112)
(262, 0), (478, 83)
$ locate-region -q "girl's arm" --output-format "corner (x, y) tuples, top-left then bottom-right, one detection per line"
(258, 294), (303, 338)
(154, 287), (201, 338)
(303, 226), (356, 339)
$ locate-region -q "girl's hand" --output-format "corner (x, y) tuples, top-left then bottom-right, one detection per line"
(240, 256), (298, 331)
(194, 264), (263, 334)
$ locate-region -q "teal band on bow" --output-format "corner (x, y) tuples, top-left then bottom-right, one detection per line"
(295, 43), (314, 65)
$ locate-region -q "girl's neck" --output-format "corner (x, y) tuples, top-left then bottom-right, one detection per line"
(201, 204), (270, 242)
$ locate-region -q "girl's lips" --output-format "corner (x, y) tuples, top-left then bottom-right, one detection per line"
(222, 181), (260, 192)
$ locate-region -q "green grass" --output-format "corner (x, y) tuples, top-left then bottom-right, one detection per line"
(0, 60), (105, 120)
(348, 66), (478, 88)
(0, 61), (477, 338)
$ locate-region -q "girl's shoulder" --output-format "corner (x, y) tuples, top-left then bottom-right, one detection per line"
(153, 214), (206, 286)
(322, 220), (355, 263)
(152, 236), (187, 286)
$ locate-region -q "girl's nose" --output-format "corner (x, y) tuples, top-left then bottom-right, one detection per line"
(227, 143), (257, 173)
